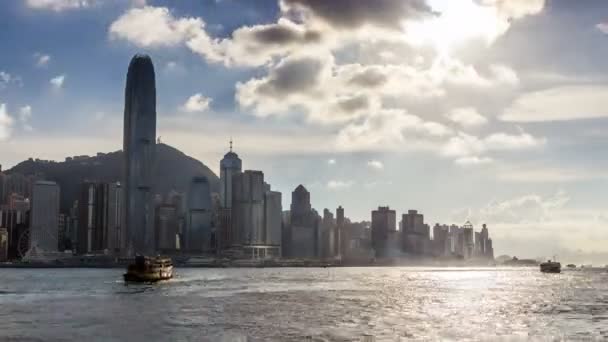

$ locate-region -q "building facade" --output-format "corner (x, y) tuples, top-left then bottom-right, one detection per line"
(29, 181), (60, 253)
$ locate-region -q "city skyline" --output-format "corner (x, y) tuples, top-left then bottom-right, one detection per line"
(1, 0), (608, 259)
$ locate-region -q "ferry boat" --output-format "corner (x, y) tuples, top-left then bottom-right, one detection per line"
(124, 255), (173, 282)
(540, 260), (561, 273)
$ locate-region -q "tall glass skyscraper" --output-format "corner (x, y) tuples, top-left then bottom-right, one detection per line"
(122, 54), (156, 255)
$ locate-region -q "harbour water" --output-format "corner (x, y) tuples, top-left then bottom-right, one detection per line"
(1, 267), (607, 341)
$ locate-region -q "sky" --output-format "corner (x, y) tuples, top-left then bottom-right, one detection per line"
(1, 0), (608, 261)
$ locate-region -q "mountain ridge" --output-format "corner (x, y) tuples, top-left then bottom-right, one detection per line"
(6, 143), (219, 213)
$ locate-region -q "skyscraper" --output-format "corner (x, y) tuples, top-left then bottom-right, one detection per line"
(29, 181), (60, 253)
(122, 54), (157, 255)
(186, 176), (213, 253)
(371, 206), (397, 258)
(288, 185), (321, 258)
(232, 171), (265, 246)
(77, 182), (122, 254)
(220, 140), (242, 209)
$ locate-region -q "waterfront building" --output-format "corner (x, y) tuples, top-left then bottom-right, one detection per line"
(77, 182), (122, 254)
(463, 221), (474, 259)
(186, 176), (213, 253)
(432, 224), (450, 256)
(402, 210), (431, 256)
(336, 205), (344, 257)
(29, 181), (60, 253)
(122, 54), (157, 255)
(321, 208), (336, 258)
(0, 228), (8, 261)
(155, 204), (179, 252)
(287, 185), (321, 258)
(220, 140), (242, 209)
(371, 206), (397, 258)
(263, 188), (282, 257)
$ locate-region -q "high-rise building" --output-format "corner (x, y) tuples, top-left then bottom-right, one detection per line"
(77, 182), (122, 254)
(264, 189), (282, 255)
(220, 140), (242, 209)
(288, 185), (321, 258)
(232, 171), (265, 247)
(29, 181), (60, 253)
(371, 206), (397, 258)
(402, 210), (430, 256)
(122, 54), (157, 255)
(433, 224), (450, 256)
(463, 221), (474, 259)
(321, 208), (336, 258)
(0, 228), (7, 261)
(336, 205), (345, 257)
(155, 204), (178, 251)
(186, 176), (213, 253)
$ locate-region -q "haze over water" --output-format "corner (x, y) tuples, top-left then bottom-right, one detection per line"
(1, 268), (607, 341)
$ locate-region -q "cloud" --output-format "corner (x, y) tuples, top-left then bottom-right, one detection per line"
(109, 6), (225, 63)
(367, 160), (384, 170)
(34, 53), (51, 67)
(446, 107), (488, 128)
(19, 105), (32, 120)
(481, 190), (569, 224)
(281, 0), (433, 30)
(597, 22), (608, 35)
(50, 75), (66, 89)
(327, 159), (336, 165)
(0, 71), (22, 89)
(181, 93), (211, 113)
(26, 0), (94, 11)
(501, 86), (608, 122)
(455, 156), (493, 166)
(442, 130), (545, 158)
(327, 180), (354, 190)
(0, 104), (14, 141)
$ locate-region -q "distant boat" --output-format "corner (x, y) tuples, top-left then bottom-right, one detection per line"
(566, 264), (576, 269)
(124, 255), (173, 282)
(540, 260), (561, 273)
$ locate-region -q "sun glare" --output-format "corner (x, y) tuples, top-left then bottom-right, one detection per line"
(405, 0), (503, 55)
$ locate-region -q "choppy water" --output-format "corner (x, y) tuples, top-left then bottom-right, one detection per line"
(1, 267), (607, 341)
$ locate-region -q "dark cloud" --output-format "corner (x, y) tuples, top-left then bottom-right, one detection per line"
(252, 24), (321, 44)
(337, 94), (369, 113)
(258, 56), (324, 96)
(282, 0), (433, 30)
(348, 67), (388, 88)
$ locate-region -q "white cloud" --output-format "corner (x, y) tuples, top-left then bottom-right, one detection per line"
(367, 160), (384, 170)
(327, 180), (354, 190)
(442, 130), (545, 158)
(446, 107), (488, 128)
(181, 93), (211, 113)
(0, 71), (21, 89)
(50, 75), (66, 89)
(19, 105), (32, 126)
(455, 156), (493, 166)
(327, 159), (336, 165)
(26, 0), (93, 11)
(597, 22), (608, 34)
(0, 104), (14, 141)
(34, 53), (51, 67)
(502, 86), (608, 122)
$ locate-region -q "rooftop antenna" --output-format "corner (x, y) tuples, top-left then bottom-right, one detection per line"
(229, 137), (233, 152)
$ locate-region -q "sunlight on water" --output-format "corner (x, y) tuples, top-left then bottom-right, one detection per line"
(1, 267), (607, 341)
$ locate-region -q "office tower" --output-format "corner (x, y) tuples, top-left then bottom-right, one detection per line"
(220, 140), (242, 209)
(321, 208), (336, 258)
(0, 228), (7, 261)
(463, 221), (474, 259)
(232, 171), (264, 246)
(264, 189), (282, 257)
(288, 185), (321, 258)
(474, 231), (482, 257)
(481, 224), (494, 259)
(336, 205), (344, 257)
(433, 224), (450, 256)
(155, 204), (178, 251)
(402, 210), (430, 256)
(77, 182), (122, 254)
(371, 206), (397, 258)
(29, 181), (60, 253)
(186, 176), (213, 253)
(123, 54), (157, 255)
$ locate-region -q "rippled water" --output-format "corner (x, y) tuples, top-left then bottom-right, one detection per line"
(1, 267), (607, 341)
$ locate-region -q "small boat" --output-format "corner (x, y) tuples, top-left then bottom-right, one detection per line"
(124, 255), (173, 282)
(540, 260), (561, 273)
(566, 264), (576, 269)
